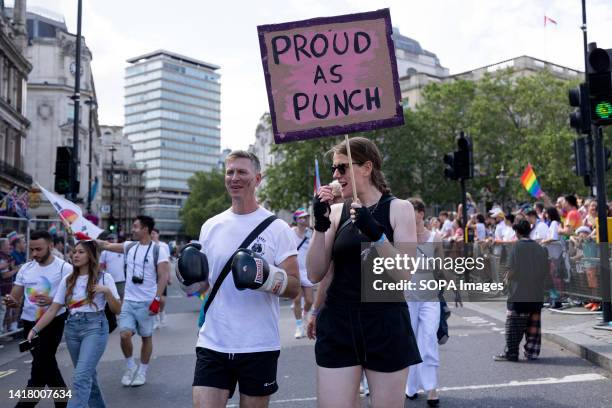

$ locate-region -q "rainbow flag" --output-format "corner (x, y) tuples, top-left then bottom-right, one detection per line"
(520, 164), (543, 198)
(313, 158), (321, 194)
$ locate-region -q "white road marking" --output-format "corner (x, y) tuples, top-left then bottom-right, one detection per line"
(227, 373), (608, 406)
(438, 373), (607, 392)
(0, 369), (17, 378)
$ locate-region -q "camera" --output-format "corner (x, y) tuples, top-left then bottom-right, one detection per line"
(132, 275), (144, 284)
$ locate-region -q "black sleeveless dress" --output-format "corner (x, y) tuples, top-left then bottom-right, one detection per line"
(315, 193), (422, 372)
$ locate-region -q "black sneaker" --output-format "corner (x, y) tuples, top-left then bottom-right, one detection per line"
(493, 353), (518, 362)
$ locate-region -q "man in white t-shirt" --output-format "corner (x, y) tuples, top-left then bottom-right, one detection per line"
(526, 209), (549, 242)
(98, 215), (170, 387)
(2, 230), (73, 405)
(439, 211), (454, 240)
(192, 150), (300, 408)
(151, 228), (171, 327)
(100, 234), (126, 298)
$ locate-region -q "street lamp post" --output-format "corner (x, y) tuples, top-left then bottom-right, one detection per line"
(70, 0), (83, 203)
(496, 166), (508, 212)
(109, 145), (117, 229)
(84, 97), (97, 213)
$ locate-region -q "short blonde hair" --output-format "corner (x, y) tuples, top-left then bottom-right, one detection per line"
(225, 150), (261, 173)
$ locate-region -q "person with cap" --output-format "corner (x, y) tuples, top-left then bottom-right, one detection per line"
(494, 219), (548, 362)
(489, 207), (507, 244)
(291, 208), (314, 339)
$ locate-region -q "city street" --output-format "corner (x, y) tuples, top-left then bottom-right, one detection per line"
(1, 276), (611, 408)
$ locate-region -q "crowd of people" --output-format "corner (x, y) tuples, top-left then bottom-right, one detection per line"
(0, 137), (607, 408)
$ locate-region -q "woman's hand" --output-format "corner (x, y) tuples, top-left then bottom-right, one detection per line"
(350, 201), (384, 242)
(306, 313), (317, 340)
(27, 328), (37, 342)
(313, 186), (334, 232)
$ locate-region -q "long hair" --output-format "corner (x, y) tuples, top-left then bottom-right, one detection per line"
(65, 241), (100, 310)
(328, 137), (390, 194)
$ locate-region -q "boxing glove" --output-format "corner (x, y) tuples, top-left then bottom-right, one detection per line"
(177, 243), (209, 294)
(231, 249), (288, 295)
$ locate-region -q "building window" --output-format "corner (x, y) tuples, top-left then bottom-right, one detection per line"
(2, 59), (9, 101)
(38, 21), (57, 38)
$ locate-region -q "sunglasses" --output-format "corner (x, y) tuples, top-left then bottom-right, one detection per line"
(331, 162), (361, 175)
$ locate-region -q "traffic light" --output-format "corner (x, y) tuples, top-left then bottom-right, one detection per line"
(571, 137), (588, 176)
(54, 147), (77, 194)
(455, 132), (473, 180)
(108, 216), (117, 232)
(443, 153), (458, 180)
(443, 132), (473, 180)
(587, 44), (612, 126)
(568, 83), (590, 134)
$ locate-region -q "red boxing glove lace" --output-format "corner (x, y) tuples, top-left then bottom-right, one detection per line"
(149, 298), (160, 314)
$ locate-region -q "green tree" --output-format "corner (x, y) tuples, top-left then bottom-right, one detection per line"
(181, 170), (231, 238)
(260, 69), (591, 211)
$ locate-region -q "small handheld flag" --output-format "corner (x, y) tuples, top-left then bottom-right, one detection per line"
(520, 164), (543, 198)
(313, 158), (321, 195)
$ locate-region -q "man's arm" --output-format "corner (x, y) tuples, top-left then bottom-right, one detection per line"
(96, 240), (125, 254)
(279, 255), (300, 299)
(3, 284), (25, 308)
(155, 261), (170, 298)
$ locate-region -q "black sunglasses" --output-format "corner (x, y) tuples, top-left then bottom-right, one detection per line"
(331, 162), (361, 175)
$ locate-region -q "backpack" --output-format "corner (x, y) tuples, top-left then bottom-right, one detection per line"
(123, 242), (160, 280)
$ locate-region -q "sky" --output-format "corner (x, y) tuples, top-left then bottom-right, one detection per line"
(20, 0), (612, 151)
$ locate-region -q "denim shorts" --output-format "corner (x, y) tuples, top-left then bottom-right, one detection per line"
(119, 300), (154, 337)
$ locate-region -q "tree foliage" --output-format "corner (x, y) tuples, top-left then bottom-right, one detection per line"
(181, 170), (231, 238)
(260, 68), (596, 211)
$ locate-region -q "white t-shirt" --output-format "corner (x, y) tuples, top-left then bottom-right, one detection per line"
(547, 220), (560, 241)
(53, 272), (119, 314)
(293, 227), (311, 274)
(530, 220), (549, 241)
(441, 219), (453, 237)
(123, 241), (169, 302)
(100, 250), (125, 283)
(502, 224), (517, 241)
(14, 256), (72, 322)
(476, 223), (487, 241)
(494, 221), (507, 241)
(196, 207), (298, 353)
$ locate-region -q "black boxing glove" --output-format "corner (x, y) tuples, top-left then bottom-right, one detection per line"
(313, 194), (331, 232)
(353, 207), (385, 242)
(177, 243), (209, 294)
(231, 249), (288, 295)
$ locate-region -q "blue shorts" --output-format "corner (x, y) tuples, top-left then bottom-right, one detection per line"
(119, 300), (154, 337)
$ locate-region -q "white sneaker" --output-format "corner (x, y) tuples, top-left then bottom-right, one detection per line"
(153, 315), (160, 330)
(131, 370), (146, 387)
(160, 311), (167, 327)
(294, 325), (303, 339)
(121, 366), (137, 386)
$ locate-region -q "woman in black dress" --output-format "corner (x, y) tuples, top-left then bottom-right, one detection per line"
(306, 137), (421, 408)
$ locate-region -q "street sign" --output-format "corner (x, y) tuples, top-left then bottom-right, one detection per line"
(258, 8), (404, 143)
(101, 205), (110, 214)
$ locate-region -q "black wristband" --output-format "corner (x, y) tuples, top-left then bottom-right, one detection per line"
(314, 217), (331, 232)
(313, 195), (331, 232)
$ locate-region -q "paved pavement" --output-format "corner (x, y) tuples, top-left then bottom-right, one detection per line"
(1, 287), (611, 407)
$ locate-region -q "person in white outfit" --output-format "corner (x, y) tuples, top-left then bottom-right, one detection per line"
(406, 198), (441, 406)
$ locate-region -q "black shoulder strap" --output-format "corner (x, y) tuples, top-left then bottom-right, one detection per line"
(203, 215), (277, 317)
(297, 236), (308, 251)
